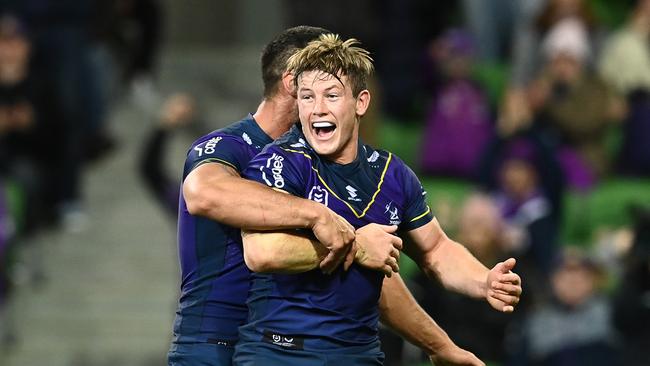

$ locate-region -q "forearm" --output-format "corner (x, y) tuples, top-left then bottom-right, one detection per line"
(184, 165), (322, 230)
(423, 238), (489, 299)
(379, 274), (454, 356)
(242, 230), (328, 273)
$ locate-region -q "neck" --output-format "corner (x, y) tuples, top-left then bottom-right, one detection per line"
(253, 94), (296, 140)
(329, 124), (360, 165)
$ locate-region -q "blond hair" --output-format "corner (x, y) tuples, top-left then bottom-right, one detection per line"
(286, 33), (374, 97)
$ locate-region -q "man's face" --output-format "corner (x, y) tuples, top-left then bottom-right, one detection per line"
(296, 70), (369, 164)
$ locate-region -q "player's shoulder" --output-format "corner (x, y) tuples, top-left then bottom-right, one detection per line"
(364, 144), (418, 183)
(265, 124), (313, 159)
(361, 143), (407, 171)
(187, 117), (254, 152)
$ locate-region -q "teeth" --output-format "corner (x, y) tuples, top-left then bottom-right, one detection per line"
(312, 122), (335, 128)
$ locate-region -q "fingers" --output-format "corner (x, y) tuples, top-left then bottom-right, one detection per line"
(491, 281), (522, 296)
(390, 247), (400, 262)
(465, 352), (485, 366)
(379, 224), (398, 234)
(497, 272), (521, 285)
(488, 290), (520, 309)
(385, 257), (399, 273)
(382, 265), (393, 277)
(319, 252), (341, 274)
(500, 257), (517, 272)
(391, 235), (403, 251)
(343, 242), (357, 271)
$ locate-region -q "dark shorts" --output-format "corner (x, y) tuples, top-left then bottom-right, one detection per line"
(168, 340), (235, 366)
(233, 341), (384, 366)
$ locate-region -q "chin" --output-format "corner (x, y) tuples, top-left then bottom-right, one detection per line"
(311, 143), (336, 157)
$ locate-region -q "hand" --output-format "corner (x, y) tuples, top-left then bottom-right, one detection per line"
(160, 93), (195, 129)
(429, 343), (485, 366)
(312, 205), (356, 274)
(354, 224), (403, 277)
(486, 257), (522, 312)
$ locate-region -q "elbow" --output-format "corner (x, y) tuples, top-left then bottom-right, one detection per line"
(183, 180), (218, 217)
(243, 236), (278, 273)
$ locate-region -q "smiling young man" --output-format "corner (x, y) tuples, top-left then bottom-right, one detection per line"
(235, 34), (522, 365)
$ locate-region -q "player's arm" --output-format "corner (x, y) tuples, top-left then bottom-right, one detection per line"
(184, 162), (355, 270)
(185, 163), (325, 230)
(242, 223), (402, 275)
(405, 218), (522, 312)
(379, 274), (485, 366)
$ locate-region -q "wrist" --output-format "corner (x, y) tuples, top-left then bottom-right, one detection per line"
(304, 200), (328, 229)
(426, 332), (455, 358)
(481, 270), (491, 299)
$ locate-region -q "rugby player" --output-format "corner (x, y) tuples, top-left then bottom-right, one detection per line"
(236, 34), (521, 365)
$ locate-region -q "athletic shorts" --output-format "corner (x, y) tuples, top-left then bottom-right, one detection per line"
(168, 340), (236, 366)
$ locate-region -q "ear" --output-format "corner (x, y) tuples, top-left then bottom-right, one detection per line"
(355, 90), (371, 117)
(281, 71), (297, 98)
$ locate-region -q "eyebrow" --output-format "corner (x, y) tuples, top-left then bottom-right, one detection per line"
(324, 85), (342, 92)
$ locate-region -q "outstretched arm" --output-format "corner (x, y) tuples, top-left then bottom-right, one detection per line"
(379, 274), (485, 366)
(406, 218), (522, 312)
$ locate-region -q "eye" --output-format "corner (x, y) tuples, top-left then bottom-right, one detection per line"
(300, 94), (313, 101)
(327, 93), (339, 99)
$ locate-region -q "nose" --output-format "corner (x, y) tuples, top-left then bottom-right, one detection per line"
(312, 96), (328, 117)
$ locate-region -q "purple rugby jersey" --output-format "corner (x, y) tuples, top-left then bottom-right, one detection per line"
(239, 124), (433, 351)
(172, 114), (272, 344)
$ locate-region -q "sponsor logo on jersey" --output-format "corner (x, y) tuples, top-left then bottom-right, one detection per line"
(385, 201), (401, 225)
(242, 132), (252, 145)
(367, 151), (379, 163)
(345, 185), (361, 202)
(193, 136), (222, 157)
(308, 185), (329, 206)
(260, 153), (285, 189)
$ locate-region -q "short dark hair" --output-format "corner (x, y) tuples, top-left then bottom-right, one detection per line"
(261, 25), (329, 98)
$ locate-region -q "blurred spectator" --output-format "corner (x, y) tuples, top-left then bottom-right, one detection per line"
(502, 0), (601, 146)
(478, 130), (564, 282)
(508, 247), (620, 366)
(510, 0), (600, 88)
(139, 93), (195, 219)
(599, 0), (650, 95)
(0, 14), (44, 234)
(462, 0), (539, 62)
(599, 0), (650, 176)
(419, 29), (493, 179)
(527, 18), (626, 188)
(612, 205), (650, 366)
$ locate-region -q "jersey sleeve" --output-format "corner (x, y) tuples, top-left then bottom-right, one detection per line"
(242, 145), (306, 197)
(184, 134), (250, 177)
(400, 163), (433, 231)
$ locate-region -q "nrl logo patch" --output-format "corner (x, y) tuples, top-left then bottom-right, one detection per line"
(308, 185), (329, 206)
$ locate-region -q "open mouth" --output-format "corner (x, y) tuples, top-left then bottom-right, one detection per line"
(311, 121), (336, 139)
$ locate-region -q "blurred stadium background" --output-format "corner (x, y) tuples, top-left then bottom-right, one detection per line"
(1, 1), (649, 365)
